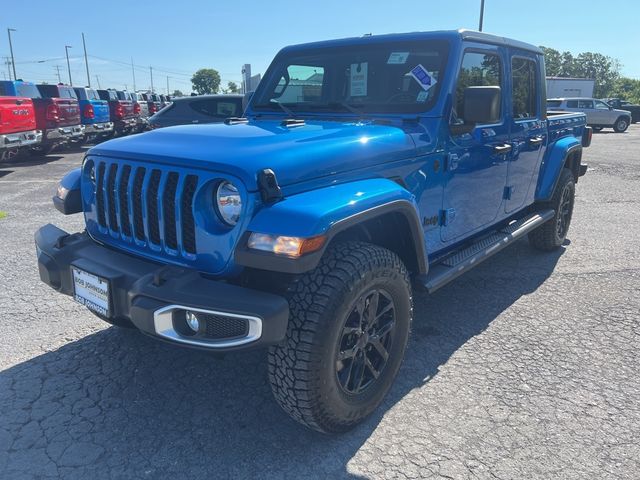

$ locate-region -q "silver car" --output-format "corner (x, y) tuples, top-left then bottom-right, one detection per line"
(547, 97), (631, 132)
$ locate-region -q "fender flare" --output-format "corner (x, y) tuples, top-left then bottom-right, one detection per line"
(235, 178), (428, 275)
(53, 167), (82, 215)
(535, 138), (581, 202)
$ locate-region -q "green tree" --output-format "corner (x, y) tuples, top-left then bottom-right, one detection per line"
(540, 45), (623, 98)
(191, 68), (221, 94)
(226, 81), (240, 93)
(171, 89), (184, 97)
(611, 77), (640, 104)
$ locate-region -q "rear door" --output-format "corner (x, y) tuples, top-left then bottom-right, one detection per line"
(505, 52), (545, 213)
(443, 47), (510, 242)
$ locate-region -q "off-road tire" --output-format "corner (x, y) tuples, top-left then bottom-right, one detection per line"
(613, 117), (629, 133)
(268, 241), (412, 433)
(529, 168), (575, 251)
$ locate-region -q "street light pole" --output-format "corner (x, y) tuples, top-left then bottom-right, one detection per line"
(166, 76), (169, 95)
(7, 28), (17, 80)
(65, 45), (73, 85)
(479, 0), (485, 32)
(150, 66), (154, 93)
(82, 33), (90, 87)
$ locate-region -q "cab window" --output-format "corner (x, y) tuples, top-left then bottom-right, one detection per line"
(453, 51), (502, 124)
(511, 57), (538, 119)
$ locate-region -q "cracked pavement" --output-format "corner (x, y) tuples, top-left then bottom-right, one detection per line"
(0, 127), (639, 479)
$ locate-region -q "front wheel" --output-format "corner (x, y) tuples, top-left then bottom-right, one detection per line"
(529, 168), (575, 251)
(268, 242), (412, 433)
(613, 117), (629, 133)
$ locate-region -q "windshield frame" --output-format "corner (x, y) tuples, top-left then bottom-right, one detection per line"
(250, 39), (450, 117)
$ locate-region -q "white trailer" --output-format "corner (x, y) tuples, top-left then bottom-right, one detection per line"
(546, 77), (595, 98)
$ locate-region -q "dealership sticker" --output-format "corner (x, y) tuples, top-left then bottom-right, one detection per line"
(416, 90), (429, 103)
(387, 52), (409, 64)
(409, 64), (437, 91)
(350, 62), (368, 96)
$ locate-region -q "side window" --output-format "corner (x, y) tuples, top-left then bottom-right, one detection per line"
(273, 65), (324, 104)
(511, 57), (538, 119)
(594, 100), (609, 110)
(454, 51), (502, 124)
(566, 100), (579, 108)
(577, 100), (593, 109)
(189, 99), (238, 117)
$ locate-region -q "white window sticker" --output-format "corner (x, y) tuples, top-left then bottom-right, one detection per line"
(416, 90), (429, 103)
(409, 64), (437, 91)
(387, 52), (409, 64)
(350, 63), (368, 96)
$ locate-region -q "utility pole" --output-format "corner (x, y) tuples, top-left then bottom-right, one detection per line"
(166, 76), (169, 95)
(54, 65), (62, 83)
(95, 75), (101, 89)
(150, 66), (154, 93)
(82, 33), (90, 87)
(131, 58), (136, 91)
(65, 45), (73, 85)
(7, 28), (17, 80)
(478, 0), (485, 32)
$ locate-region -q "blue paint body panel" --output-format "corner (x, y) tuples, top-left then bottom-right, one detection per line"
(247, 179), (419, 238)
(55, 30), (587, 277)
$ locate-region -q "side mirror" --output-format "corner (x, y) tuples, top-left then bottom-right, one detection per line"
(53, 168), (82, 215)
(242, 91), (254, 112)
(450, 86), (501, 136)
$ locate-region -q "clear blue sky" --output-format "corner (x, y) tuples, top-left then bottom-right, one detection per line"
(2, 0), (639, 93)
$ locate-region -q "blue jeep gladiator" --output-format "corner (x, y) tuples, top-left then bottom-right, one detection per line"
(36, 30), (591, 433)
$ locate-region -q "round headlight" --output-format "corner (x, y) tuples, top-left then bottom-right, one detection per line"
(215, 181), (242, 226)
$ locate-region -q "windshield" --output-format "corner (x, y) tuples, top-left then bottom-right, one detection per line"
(252, 39), (449, 115)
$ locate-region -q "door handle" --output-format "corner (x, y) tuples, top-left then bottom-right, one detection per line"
(528, 136), (544, 147)
(493, 144), (512, 155)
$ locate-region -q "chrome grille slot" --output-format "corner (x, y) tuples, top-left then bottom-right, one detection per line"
(93, 161), (199, 258)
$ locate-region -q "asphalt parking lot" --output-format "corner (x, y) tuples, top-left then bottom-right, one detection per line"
(1, 126), (639, 479)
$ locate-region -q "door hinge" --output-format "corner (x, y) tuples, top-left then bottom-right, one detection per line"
(440, 208), (456, 226)
(445, 153), (459, 172)
(503, 186), (513, 200)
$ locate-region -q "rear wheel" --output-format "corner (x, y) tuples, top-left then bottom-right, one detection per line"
(268, 241), (412, 433)
(613, 117), (629, 133)
(529, 168), (575, 251)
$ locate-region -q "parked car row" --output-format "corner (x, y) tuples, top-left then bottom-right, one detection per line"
(0, 80), (172, 161)
(547, 97), (637, 132)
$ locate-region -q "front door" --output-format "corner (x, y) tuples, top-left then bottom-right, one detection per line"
(442, 48), (510, 242)
(505, 53), (545, 213)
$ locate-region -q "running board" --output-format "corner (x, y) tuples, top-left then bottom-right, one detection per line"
(420, 210), (555, 293)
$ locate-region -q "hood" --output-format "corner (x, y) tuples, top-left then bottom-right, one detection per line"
(88, 119), (417, 191)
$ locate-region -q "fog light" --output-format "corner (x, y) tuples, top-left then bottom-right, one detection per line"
(185, 311), (200, 332)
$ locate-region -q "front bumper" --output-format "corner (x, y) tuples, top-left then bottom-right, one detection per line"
(83, 122), (114, 135)
(44, 125), (84, 143)
(0, 129), (42, 151)
(35, 224), (290, 351)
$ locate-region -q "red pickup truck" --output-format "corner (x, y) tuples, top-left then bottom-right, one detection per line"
(33, 84), (84, 153)
(97, 89), (137, 136)
(0, 83), (43, 161)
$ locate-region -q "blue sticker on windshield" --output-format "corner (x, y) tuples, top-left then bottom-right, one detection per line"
(409, 64), (437, 91)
